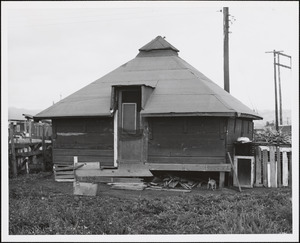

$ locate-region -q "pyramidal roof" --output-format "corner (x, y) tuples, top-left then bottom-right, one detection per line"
(139, 36), (179, 52)
(35, 36), (262, 120)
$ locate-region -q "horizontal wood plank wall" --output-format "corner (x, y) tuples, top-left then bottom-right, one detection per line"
(52, 118), (114, 166)
(148, 117), (226, 164)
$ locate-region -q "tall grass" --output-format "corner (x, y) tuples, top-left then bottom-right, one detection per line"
(9, 176), (292, 234)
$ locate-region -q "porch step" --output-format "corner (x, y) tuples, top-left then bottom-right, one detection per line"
(75, 162), (153, 177)
(53, 163), (75, 182)
(100, 165), (118, 170)
(53, 163), (85, 182)
(76, 176), (144, 183)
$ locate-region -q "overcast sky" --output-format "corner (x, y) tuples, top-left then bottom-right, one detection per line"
(2, 1), (299, 116)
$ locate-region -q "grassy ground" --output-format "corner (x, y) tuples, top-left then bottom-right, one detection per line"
(9, 172), (292, 235)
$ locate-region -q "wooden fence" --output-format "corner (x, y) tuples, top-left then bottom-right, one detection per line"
(9, 120), (52, 139)
(9, 122), (52, 177)
(254, 144), (292, 188)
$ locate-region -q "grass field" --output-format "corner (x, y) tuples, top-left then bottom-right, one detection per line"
(8, 172), (292, 235)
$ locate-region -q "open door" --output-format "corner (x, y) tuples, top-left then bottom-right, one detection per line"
(117, 87), (144, 164)
(233, 156), (255, 187)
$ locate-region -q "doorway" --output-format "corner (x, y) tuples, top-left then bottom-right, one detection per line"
(117, 87), (143, 164)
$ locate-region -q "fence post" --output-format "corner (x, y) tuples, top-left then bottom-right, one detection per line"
(255, 146), (262, 186)
(288, 152), (292, 187)
(276, 145), (282, 187)
(282, 151), (288, 186)
(9, 123), (18, 177)
(269, 146), (277, 187)
(262, 149), (268, 187)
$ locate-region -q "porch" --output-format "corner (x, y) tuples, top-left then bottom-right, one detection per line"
(71, 161), (231, 188)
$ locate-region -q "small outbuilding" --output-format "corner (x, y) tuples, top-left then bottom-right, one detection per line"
(34, 36), (262, 186)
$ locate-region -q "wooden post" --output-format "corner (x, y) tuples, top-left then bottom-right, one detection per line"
(29, 121), (32, 143)
(269, 146), (277, 187)
(113, 110), (118, 167)
(227, 152), (241, 192)
(26, 160), (29, 174)
(9, 123), (18, 177)
(277, 54), (283, 125)
(223, 7), (230, 93)
(273, 51), (279, 131)
(262, 149), (268, 187)
(219, 172), (225, 188)
(276, 146), (282, 187)
(288, 152), (292, 187)
(255, 146), (262, 186)
(41, 124), (46, 171)
(74, 156), (78, 166)
(74, 156), (78, 182)
(282, 151), (288, 186)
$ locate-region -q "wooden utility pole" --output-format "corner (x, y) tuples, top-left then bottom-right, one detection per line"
(273, 50), (279, 131)
(277, 54), (283, 125)
(223, 7), (230, 93)
(276, 52), (292, 125)
(266, 50), (292, 130)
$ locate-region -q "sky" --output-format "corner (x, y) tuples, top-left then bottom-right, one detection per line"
(2, 1), (299, 116)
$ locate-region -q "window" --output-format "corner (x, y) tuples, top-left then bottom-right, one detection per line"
(122, 103), (137, 132)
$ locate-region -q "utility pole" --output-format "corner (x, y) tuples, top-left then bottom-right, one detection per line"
(223, 7), (230, 93)
(265, 50), (292, 131)
(277, 52), (292, 125)
(277, 54), (283, 125)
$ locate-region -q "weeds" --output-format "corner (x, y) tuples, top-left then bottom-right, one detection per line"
(9, 175), (292, 234)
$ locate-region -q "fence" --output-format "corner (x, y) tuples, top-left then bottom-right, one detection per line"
(9, 122), (52, 177)
(254, 144), (292, 188)
(9, 120), (52, 139)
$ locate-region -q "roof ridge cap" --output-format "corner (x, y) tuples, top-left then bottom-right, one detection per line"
(139, 36), (179, 52)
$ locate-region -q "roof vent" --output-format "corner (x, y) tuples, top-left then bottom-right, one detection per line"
(138, 36), (179, 52)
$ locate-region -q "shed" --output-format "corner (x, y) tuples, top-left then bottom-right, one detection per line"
(35, 36), (262, 185)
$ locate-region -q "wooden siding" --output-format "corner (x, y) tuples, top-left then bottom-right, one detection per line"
(148, 117), (226, 164)
(52, 118), (114, 166)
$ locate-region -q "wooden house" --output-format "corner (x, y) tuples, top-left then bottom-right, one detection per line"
(34, 36), (262, 185)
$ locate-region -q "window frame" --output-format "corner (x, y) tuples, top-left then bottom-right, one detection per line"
(122, 102), (137, 132)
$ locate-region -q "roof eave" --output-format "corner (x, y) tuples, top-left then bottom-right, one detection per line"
(141, 112), (263, 119)
(141, 112), (236, 117)
(33, 113), (112, 121)
(238, 113), (263, 120)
